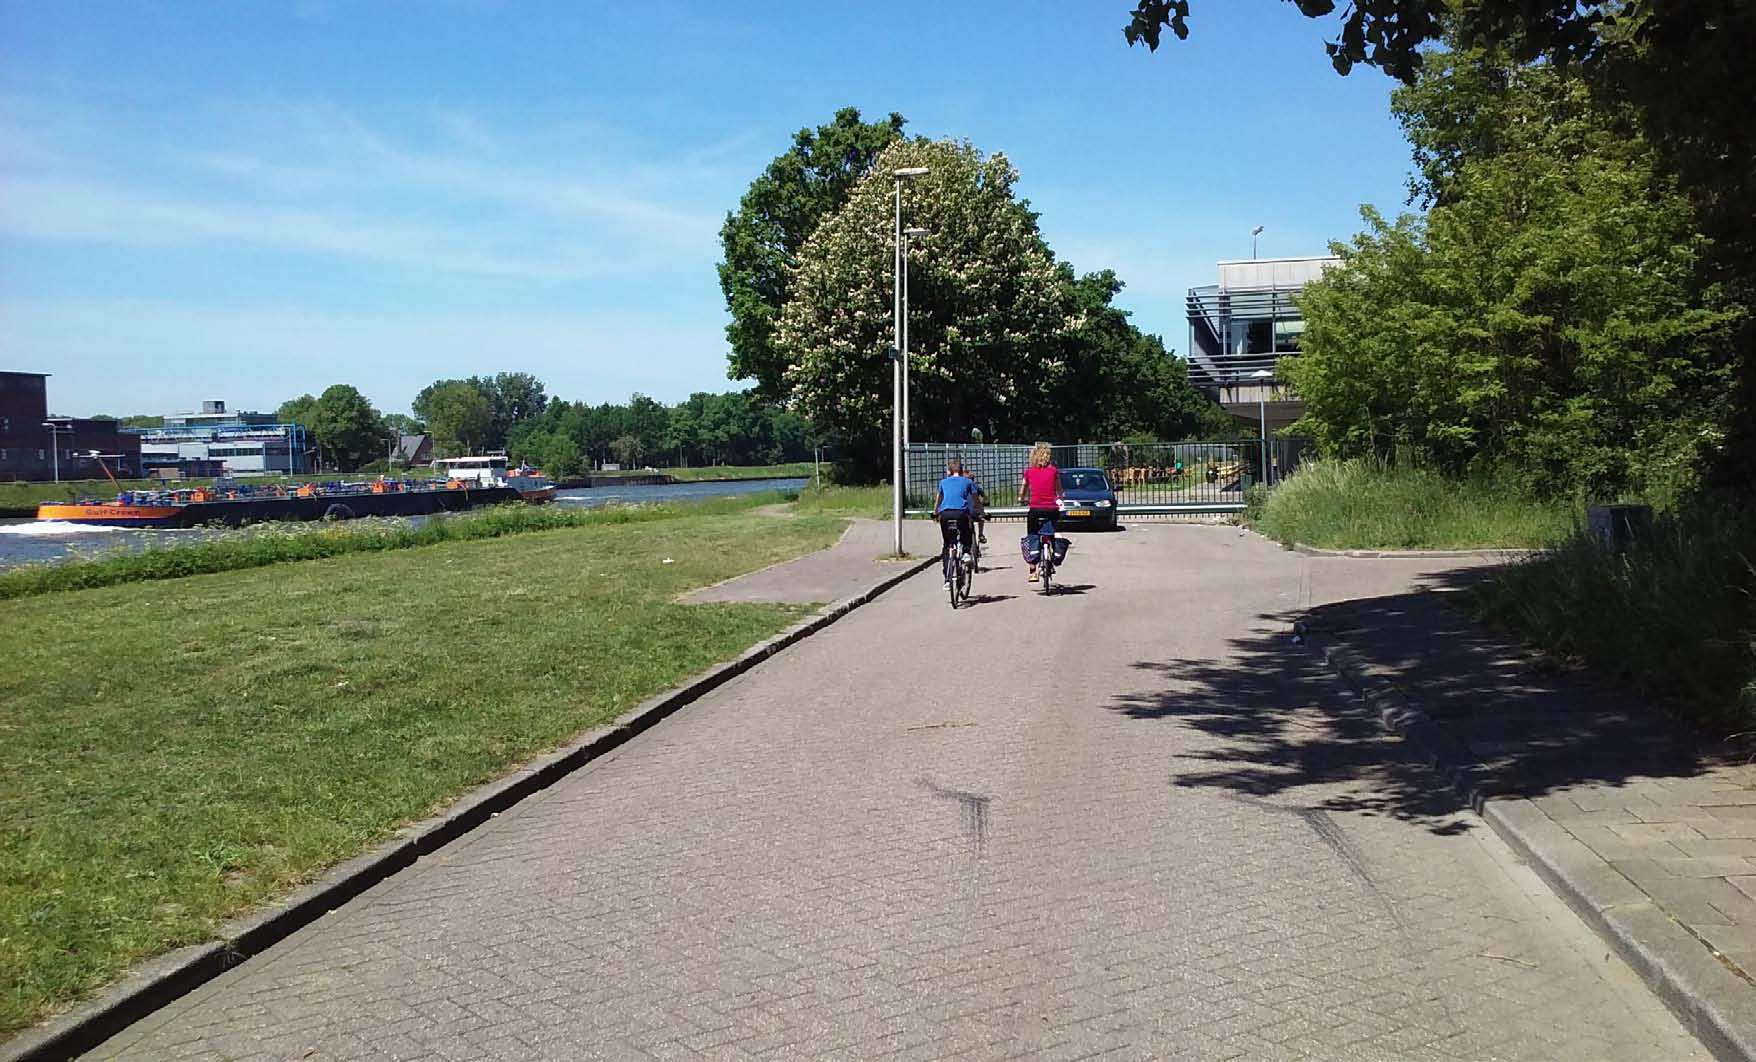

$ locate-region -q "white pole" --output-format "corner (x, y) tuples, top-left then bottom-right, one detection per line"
(50, 428), (59, 483)
(902, 235), (910, 453)
(1259, 391), (1269, 486)
(892, 176), (904, 556)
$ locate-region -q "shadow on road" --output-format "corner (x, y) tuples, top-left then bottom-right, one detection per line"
(1103, 564), (1729, 835)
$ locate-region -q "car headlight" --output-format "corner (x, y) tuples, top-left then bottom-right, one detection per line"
(1092, 499), (1112, 507)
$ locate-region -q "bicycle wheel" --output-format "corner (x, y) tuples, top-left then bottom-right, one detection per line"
(948, 557), (962, 609)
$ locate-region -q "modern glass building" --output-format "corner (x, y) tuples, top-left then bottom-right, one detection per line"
(1186, 255), (1339, 430)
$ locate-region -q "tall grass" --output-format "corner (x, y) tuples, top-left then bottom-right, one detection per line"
(0, 494), (790, 600)
(1250, 458), (1580, 550)
(790, 483), (896, 519)
(1473, 505), (1756, 730)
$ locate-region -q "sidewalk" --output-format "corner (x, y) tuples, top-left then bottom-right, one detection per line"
(1302, 584), (1756, 1059)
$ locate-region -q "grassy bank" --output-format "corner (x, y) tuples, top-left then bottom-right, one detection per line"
(0, 505), (846, 1036)
(790, 483), (896, 519)
(0, 494), (789, 601)
(1473, 506), (1756, 731)
(1248, 459), (1579, 550)
(662, 462), (814, 482)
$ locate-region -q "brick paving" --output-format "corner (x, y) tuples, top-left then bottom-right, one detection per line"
(1309, 585), (1756, 986)
(86, 525), (1705, 1060)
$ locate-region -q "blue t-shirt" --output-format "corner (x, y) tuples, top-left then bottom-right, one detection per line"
(937, 475), (976, 512)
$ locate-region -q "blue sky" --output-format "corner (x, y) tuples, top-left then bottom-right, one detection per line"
(0, 0), (1414, 418)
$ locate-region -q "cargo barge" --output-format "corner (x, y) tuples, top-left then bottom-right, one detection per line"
(35, 456), (554, 529)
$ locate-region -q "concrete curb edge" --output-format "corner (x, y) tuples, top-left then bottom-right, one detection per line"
(3, 554), (937, 1062)
(1301, 623), (1756, 1062)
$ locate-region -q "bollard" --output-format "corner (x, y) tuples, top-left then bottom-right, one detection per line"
(1586, 503), (1652, 552)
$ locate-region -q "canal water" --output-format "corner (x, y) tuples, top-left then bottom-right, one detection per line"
(0, 477), (808, 570)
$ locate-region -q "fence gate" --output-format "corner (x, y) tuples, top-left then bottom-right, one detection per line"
(903, 440), (1304, 516)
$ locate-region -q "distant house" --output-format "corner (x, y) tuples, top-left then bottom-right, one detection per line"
(393, 433), (433, 466)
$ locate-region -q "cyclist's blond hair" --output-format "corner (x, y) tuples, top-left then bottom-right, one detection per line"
(1028, 444), (1053, 469)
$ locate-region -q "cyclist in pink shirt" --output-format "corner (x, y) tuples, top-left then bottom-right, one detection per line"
(1017, 443), (1061, 583)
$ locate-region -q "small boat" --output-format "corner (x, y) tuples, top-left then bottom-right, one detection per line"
(431, 455), (557, 503)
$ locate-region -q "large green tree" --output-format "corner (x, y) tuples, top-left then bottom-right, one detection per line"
(1123, 0), (1756, 493)
(1285, 47), (1738, 499)
(306, 384), (385, 472)
(777, 138), (1070, 472)
(472, 372), (548, 449)
(414, 380), (493, 458)
(719, 107), (907, 398)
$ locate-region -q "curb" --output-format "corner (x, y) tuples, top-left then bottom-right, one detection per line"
(1290, 541), (1541, 560)
(1300, 622), (1756, 1062)
(3, 554), (937, 1062)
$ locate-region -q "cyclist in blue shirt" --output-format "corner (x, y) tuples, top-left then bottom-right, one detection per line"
(932, 457), (977, 590)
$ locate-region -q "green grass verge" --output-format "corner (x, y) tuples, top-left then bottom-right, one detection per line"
(661, 462), (814, 482)
(1472, 505), (1756, 731)
(1249, 459), (1580, 550)
(0, 494), (789, 601)
(0, 506), (846, 1036)
(790, 483), (898, 520)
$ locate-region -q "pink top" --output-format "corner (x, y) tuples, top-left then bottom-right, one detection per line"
(1021, 466), (1060, 510)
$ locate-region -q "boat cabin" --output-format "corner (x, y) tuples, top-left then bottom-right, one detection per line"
(431, 455), (508, 486)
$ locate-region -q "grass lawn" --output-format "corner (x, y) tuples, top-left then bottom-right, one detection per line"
(790, 483), (898, 520)
(0, 506), (845, 1036)
(662, 462), (814, 482)
(1249, 459), (1580, 550)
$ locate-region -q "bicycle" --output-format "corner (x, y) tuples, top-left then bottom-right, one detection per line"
(943, 518), (974, 609)
(1037, 519), (1057, 593)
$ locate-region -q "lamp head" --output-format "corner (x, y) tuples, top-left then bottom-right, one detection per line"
(893, 167), (929, 178)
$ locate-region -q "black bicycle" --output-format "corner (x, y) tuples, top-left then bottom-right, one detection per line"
(945, 520), (974, 609)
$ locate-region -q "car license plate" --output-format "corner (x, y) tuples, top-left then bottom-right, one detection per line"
(1066, 509), (1092, 518)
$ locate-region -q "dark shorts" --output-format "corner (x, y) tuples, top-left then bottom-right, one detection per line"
(1027, 508), (1059, 536)
(940, 511), (973, 549)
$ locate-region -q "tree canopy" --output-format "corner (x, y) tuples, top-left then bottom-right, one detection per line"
(718, 107), (908, 398)
(413, 380), (493, 458)
(1285, 45), (1738, 501)
(1123, 0), (1756, 494)
(774, 137), (1225, 473)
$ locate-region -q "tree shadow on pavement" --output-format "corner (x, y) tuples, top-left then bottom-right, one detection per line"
(1104, 564), (1732, 836)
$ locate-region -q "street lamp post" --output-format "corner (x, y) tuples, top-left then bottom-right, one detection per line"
(1251, 225), (1264, 261)
(1251, 369), (1273, 486)
(892, 166), (929, 556)
(41, 422), (62, 483)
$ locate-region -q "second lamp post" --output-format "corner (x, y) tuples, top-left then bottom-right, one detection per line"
(891, 165), (928, 556)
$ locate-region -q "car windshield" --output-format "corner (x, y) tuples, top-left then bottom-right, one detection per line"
(1062, 470), (1110, 491)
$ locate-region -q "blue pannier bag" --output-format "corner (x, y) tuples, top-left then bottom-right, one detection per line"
(1051, 537), (1071, 563)
(1020, 536), (1041, 564)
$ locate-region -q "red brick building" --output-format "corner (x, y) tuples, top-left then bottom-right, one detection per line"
(0, 371), (141, 481)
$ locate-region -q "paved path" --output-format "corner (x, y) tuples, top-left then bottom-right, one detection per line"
(686, 519), (938, 606)
(1309, 587), (1756, 1007)
(89, 525), (1704, 1060)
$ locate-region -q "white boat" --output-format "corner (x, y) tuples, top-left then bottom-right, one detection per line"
(431, 455), (557, 503)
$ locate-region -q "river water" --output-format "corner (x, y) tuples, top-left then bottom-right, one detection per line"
(0, 477), (808, 570)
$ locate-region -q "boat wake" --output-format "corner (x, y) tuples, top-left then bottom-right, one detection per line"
(0, 521), (190, 537)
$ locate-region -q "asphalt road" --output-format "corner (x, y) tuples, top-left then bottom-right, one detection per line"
(87, 523), (1705, 1060)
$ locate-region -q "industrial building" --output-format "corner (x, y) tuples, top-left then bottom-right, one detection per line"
(1186, 256), (1340, 432)
(0, 371), (141, 481)
(138, 401), (312, 476)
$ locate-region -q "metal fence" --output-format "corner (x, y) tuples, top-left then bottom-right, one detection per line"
(904, 439), (1306, 515)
